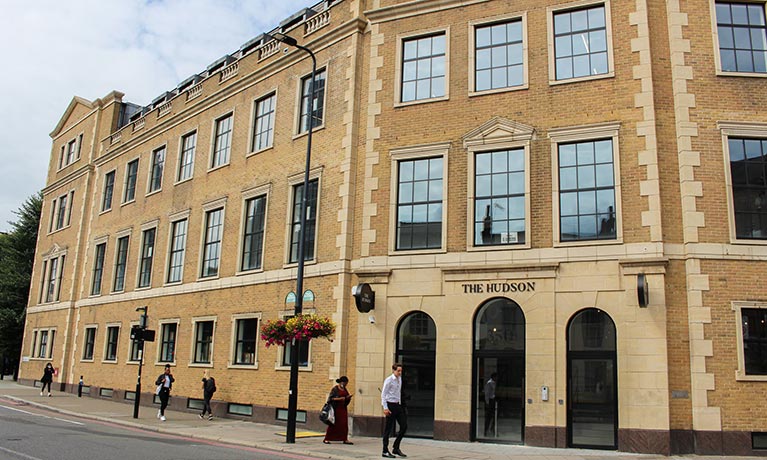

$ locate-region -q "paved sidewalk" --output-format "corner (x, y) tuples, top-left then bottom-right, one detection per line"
(0, 380), (750, 460)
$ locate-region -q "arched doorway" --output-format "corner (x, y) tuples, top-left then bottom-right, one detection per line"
(567, 308), (618, 449)
(396, 311), (436, 437)
(472, 297), (525, 443)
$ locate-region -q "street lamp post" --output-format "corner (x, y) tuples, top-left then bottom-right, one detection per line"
(133, 306), (148, 419)
(270, 32), (316, 444)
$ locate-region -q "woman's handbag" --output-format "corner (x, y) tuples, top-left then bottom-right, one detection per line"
(155, 384), (162, 395)
(319, 400), (335, 426)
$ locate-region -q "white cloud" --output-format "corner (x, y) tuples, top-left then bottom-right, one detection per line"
(0, 0), (309, 231)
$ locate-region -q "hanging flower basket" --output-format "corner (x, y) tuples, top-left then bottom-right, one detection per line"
(261, 314), (336, 348)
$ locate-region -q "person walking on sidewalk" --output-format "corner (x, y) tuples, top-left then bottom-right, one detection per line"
(155, 364), (174, 421)
(381, 363), (407, 458)
(323, 376), (353, 445)
(40, 363), (54, 397)
(199, 371), (216, 420)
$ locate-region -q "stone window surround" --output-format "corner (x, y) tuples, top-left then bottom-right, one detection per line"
(175, 128), (198, 185)
(102, 323), (121, 364)
(548, 121), (623, 246)
(546, 0), (615, 85)
(229, 312), (263, 369)
(709, 0), (767, 78)
(29, 327), (57, 360)
(198, 197), (227, 281)
(57, 132), (83, 171)
(89, 235), (108, 297)
(733, 300), (767, 381)
(275, 308), (315, 372)
(464, 129), (533, 252)
(236, 183), (271, 275)
(248, 89), (278, 156)
(209, 110), (235, 172)
(284, 167), (323, 267)
(146, 143), (167, 196)
(155, 319), (180, 366)
(164, 209), (191, 286)
(81, 324), (98, 362)
(190, 315), (217, 368)
(111, 228), (132, 293)
(40, 247), (67, 304)
(293, 65), (329, 138)
(388, 142), (450, 255)
(719, 121), (767, 245)
(135, 219), (159, 290)
(394, 26), (451, 108)
(468, 12), (529, 97)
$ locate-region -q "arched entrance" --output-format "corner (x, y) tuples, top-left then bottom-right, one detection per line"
(395, 311), (436, 437)
(567, 308), (618, 449)
(472, 297), (525, 443)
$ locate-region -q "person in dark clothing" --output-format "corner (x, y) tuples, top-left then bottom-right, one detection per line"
(154, 364), (174, 421)
(199, 371), (216, 420)
(40, 363), (54, 396)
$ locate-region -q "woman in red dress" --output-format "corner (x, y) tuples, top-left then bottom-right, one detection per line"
(323, 376), (353, 444)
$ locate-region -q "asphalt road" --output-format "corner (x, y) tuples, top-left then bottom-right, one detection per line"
(0, 398), (323, 460)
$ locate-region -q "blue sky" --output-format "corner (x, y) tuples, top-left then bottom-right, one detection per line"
(0, 0), (310, 232)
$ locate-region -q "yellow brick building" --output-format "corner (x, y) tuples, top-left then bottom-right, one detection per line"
(20, 0), (767, 455)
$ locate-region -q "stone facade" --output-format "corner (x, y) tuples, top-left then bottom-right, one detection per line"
(20, 0), (767, 455)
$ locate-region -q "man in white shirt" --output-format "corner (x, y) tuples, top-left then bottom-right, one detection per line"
(381, 363), (407, 458)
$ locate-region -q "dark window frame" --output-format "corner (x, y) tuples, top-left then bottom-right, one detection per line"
(289, 179), (318, 263)
(742, 307), (767, 375)
(178, 131), (196, 182)
(105, 326), (119, 361)
(728, 137), (767, 239)
(91, 242), (106, 295)
(159, 323), (177, 363)
(102, 171), (116, 212)
(473, 148), (526, 246)
(241, 195), (267, 271)
(201, 208), (224, 278)
(233, 317), (258, 365)
(252, 93), (276, 151)
(553, 4), (609, 80)
(396, 156), (444, 250)
(212, 114), (233, 168)
(148, 146), (165, 193)
(138, 228), (156, 288)
(167, 219), (187, 283)
(193, 320), (214, 364)
(299, 69), (326, 133)
(124, 159), (139, 203)
(113, 236), (129, 292)
(83, 327), (96, 360)
(474, 19), (524, 92)
(715, 2), (767, 73)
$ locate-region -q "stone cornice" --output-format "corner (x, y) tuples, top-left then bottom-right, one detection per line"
(364, 0), (490, 24)
(42, 165), (93, 195)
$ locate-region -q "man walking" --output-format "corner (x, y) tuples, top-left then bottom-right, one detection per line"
(381, 363), (407, 458)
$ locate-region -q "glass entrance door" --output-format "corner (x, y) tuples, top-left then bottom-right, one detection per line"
(567, 308), (617, 449)
(472, 297), (525, 443)
(396, 312), (436, 437)
(475, 355), (524, 442)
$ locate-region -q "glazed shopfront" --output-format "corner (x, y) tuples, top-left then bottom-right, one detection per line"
(353, 260), (668, 453)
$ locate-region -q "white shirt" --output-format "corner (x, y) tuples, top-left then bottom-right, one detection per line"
(381, 373), (401, 410)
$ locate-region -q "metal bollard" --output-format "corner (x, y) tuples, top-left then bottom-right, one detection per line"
(78, 376), (83, 397)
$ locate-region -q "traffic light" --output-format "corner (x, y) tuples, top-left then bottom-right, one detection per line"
(130, 325), (156, 342)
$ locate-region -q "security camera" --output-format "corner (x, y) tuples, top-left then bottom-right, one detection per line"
(368, 314), (376, 324)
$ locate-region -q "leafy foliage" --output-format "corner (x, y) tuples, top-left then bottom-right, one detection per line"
(0, 192), (42, 362)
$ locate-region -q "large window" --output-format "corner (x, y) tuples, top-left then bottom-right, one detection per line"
(715, 2), (767, 73)
(299, 69), (326, 133)
(102, 171), (115, 212)
(148, 146), (165, 193)
(401, 33), (446, 102)
(242, 195), (266, 271)
(105, 326), (119, 361)
(474, 20), (523, 91)
(138, 228), (156, 288)
(167, 219), (187, 283)
(233, 317), (258, 365)
(474, 149), (525, 245)
(91, 242), (106, 295)
(193, 320), (214, 364)
(44, 256), (60, 302)
(159, 323), (177, 363)
(178, 132), (196, 182)
(396, 157), (443, 250)
(82, 327), (96, 360)
(289, 179), (318, 263)
(558, 139), (616, 241)
(728, 138), (767, 238)
(54, 193), (68, 230)
(124, 159), (139, 203)
(201, 208), (223, 278)
(212, 114), (233, 168)
(743, 307), (767, 375)
(553, 4), (608, 80)
(113, 236), (129, 292)
(252, 93), (276, 151)
(37, 330), (51, 359)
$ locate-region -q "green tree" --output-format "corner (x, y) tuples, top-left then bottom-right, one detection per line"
(0, 192), (42, 375)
